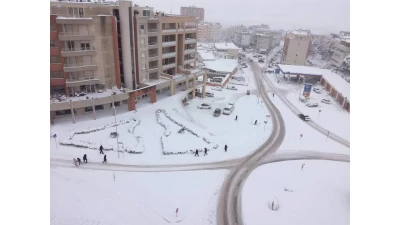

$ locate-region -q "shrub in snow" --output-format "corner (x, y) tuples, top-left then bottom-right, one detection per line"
(156, 109), (172, 137)
(284, 187), (294, 192)
(268, 198), (279, 211)
(110, 132), (119, 138)
(59, 140), (144, 154)
(68, 118), (138, 139)
(127, 118), (140, 134)
(178, 128), (185, 134)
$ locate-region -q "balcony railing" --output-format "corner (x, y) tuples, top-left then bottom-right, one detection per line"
(162, 41), (177, 47)
(148, 53), (159, 57)
(162, 52), (176, 58)
(148, 29), (158, 32)
(185, 28), (197, 32)
(184, 58), (195, 64)
(149, 67), (159, 71)
(59, 32), (93, 36)
(148, 42), (159, 46)
(61, 47), (96, 52)
(66, 77), (99, 82)
(57, 14), (93, 19)
(162, 63), (176, 69)
(184, 49), (196, 54)
(162, 28), (176, 33)
(185, 38), (197, 44)
(64, 63), (97, 68)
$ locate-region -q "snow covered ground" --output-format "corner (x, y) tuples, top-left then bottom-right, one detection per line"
(268, 92), (349, 154)
(242, 160), (349, 225)
(51, 167), (228, 225)
(50, 66), (271, 165)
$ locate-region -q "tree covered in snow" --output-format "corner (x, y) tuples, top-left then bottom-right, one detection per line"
(341, 54), (350, 75)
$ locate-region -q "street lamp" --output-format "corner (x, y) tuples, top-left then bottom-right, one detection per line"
(113, 105), (120, 158)
(264, 115), (271, 131)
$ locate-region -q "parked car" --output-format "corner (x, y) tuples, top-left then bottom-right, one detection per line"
(313, 88), (321, 93)
(212, 86), (223, 91)
(213, 77), (223, 82)
(205, 92), (214, 97)
(213, 108), (222, 117)
(258, 59), (265, 63)
(227, 85), (238, 90)
(298, 114), (311, 121)
(228, 102), (235, 106)
(223, 104), (234, 115)
(306, 102), (319, 107)
(253, 55), (258, 58)
(321, 99), (331, 104)
(249, 59), (253, 62)
(241, 64), (248, 68)
(299, 96), (307, 103)
(197, 103), (212, 109)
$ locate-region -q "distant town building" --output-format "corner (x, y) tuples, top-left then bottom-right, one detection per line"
(330, 40), (350, 67)
(221, 25), (246, 42)
(254, 34), (280, 52)
(180, 6), (205, 22)
(214, 42), (240, 59)
(281, 29), (312, 65)
(197, 22), (222, 42)
(233, 31), (252, 47)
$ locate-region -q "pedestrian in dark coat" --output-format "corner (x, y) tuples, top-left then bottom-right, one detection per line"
(272, 93), (275, 98)
(224, 145), (228, 152)
(195, 149), (199, 157)
(83, 154), (87, 163)
(99, 145), (104, 154)
(235, 115), (238, 121)
(102, 155), (107, 163)
(254, 120), (258, 125)
(204, 148), (208, 156)
(77, 158), (81, 165)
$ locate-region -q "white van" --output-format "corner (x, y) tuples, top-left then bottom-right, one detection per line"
(223, 104), (234, 115)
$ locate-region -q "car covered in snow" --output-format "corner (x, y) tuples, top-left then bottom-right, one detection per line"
(197, 103), (212, 109)
(212, 86), (223, 91)
(228, 102), (234, 106)
(223, 104), (234, 115)
(298, 114), (311, 121)
(306, 102), (319, 107)
(313, 88), (321, 93)
(205, 92), (214, 97)
(213, 108), (222, 117)
(241, 64), (248, 68)
(321, 99), (331, 104)
(226, 85), (238, 90)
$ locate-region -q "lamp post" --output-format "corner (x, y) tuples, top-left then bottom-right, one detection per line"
(113, 105), (120, 158)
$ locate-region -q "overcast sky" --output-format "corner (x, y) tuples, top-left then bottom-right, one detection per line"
(133, 0), (349, 34)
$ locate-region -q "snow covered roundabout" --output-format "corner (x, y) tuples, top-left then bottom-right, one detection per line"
(242, 160), (349, 225)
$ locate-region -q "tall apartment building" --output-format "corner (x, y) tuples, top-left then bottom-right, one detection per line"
(281, 29), (312, 65)
(180, 6), (205, 22)
(330, 40), (350, 67)
(254, 34), (280, 52)
(233, 31), (252, 47)
(50, 0), (206, 120)
(197, 22), (222, 42)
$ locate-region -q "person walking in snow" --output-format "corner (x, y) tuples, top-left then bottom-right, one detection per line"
(254, 120), (258, 125)
(204, 148), (208, 156)
(77, 158), (81, 165)
(83, 154), (87, 163)
(99, 145), (104, 154)
(224, 145), (228, 152)
(73, 158), (78, 166)
(195, 149), (199, 157)
(235, 115), (238, 121)
(272, 93), (275, 98)
(301, 163), (305, 170)
(102, 155), (107, 163)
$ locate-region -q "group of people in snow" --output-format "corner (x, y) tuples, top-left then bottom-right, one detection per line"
(73, 145), (107, 166)
(193, 145), (228, 157)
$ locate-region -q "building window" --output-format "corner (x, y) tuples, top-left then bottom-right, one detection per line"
(50, 40), (58, 47)
(81, 42), (90, 50)
(68, 7), (84, 18)
(140, 25), (145, 30)
(50, 71), (63, 79)
(141, 38), (145, 45)
(50, 56), (60, 63)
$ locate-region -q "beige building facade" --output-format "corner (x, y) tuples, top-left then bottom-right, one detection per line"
(281, 30), (312, 65)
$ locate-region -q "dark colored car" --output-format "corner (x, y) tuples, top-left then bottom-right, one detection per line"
(299, 114), (311, 121)
(214, 108), (222, 117)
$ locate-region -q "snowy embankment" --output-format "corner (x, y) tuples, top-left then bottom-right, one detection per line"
(60, 117), (145, 154)
(51, 167), (228, 225)
(156, 109), (218, 155)
(242, 160), (349, 225)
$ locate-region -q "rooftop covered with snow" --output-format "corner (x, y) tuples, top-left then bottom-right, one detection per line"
(204, 59), (238, 73)
(214, 42), (240, 50)
(277, 64), (324, 76)
(197, 50), (216, 61)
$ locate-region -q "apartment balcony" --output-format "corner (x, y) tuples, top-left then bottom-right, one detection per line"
(148, 42), (159, 49)
(184, 49), (196, 54)
(178, 28), (184, 33)
(61, 47), (96, 57)
(162, 41), (177, 47)
(162, 63), (176, 70)
(162, 28), (177, 34)
(59, 32), (94, 41)
(56, 15), (93, 24)
(162, 52), (176, 59)
(185, 28), (197, 33)
(50, 78), (66, 86)
(184, 58), (195, 64)
(185, 38), (197, 44)
(148, 54), (159, 61)
(63, 63), (98, 73)
(148, 29), (159, 36)
(65, 77), (100, 87)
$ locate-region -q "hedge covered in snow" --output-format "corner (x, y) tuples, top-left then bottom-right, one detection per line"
(59, 140), (144, 154)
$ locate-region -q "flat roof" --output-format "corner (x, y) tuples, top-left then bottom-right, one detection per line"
(214, 42), (240, 50)
(197, 50), (215, 61)
(277, 64), (350, 101)
(204, 59), (238, 73)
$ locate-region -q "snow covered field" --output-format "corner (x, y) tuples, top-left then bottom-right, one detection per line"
(51, 167), (228, 225)
(242, 160), (349, 225)
(50, 66), (272, 165)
